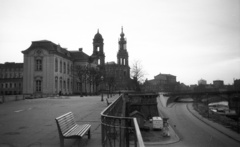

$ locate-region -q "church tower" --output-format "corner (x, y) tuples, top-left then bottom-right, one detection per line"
(117, 27), (129, 66)
(92, 29), (105, 66)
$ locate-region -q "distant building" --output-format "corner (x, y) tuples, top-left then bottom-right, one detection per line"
(189, 84), (197, 91)
(143, 73), (177, 92)
(213, 80), (224, 88)
(198, 79), (207, 85)
(234, 79), (240, 90)
(0, 62), (23, 95)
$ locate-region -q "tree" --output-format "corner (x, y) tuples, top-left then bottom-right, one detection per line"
(131, 60), (146, 81)
(105, 76), (116, 97)
(131, 60), (146, 91)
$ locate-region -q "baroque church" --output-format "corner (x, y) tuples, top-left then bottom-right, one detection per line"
(21, 28), (133, 98)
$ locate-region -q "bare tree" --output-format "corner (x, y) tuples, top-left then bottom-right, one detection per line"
(131, 60), (146, 91)
(131, 60), (146, 84)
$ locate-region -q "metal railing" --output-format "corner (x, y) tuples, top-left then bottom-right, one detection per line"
(101, 94), (145, 147)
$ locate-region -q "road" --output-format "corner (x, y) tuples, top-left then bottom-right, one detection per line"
(158, 94), (240, 147)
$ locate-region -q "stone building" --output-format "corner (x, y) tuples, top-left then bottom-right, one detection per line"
(20, 28), (132, 98)
(0, 62), (23, 95)
(213, 80), (224, 88)
(143, 73), (177, 92)
(104, 27), (131, 90)
(198, 78), (207, 85)
(22, 40), (93, 98)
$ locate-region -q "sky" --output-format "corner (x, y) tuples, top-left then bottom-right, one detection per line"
(0, 0), (239, 85)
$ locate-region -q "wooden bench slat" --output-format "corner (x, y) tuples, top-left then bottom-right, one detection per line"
(64, 124), (90, 137)
(55, 112), (91, 147)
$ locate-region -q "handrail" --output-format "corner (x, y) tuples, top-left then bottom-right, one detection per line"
(133, 118), (145, 147)
(101, 94), (145, 147)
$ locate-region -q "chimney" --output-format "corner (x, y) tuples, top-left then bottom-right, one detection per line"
(79, 48), (83, 52)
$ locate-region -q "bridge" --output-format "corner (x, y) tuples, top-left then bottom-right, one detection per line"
(165, 90), (240, 117)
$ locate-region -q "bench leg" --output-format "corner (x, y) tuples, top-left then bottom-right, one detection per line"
(60, 136), (64, 147)
(88, 129), (91, 139)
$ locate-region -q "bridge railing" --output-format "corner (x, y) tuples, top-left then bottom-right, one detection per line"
(101, 94), (145, 147)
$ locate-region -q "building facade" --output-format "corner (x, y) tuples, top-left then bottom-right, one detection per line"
(143, 73), (177, 92)
(20, 28), (132, 98)
(198, 79), (207, 85)
(213, 80), (224, 88)
(0, 62), (23, 95)
(104, 27), (131, 90)
(22, 41), (74, 97)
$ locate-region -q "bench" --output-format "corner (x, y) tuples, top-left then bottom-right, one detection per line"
(55, 112), (91, 147)
(106, 98), (112, 106)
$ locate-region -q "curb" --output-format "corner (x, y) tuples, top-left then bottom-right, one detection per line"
(186, 103), (240, 143)
(149, 97), (181, 145)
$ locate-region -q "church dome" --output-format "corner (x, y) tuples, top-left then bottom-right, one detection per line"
(93, 29), (103, 42)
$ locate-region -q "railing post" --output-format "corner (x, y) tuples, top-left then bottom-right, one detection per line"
(101, 115), (104, 147)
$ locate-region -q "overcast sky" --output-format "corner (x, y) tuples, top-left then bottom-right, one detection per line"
(0, 0), (239, 85)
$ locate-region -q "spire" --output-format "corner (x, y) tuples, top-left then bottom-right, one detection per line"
(120, 26), (125, 37)
(97, 29), (99, 33)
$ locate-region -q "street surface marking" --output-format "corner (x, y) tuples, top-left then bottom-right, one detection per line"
(14, 110), (23, 113)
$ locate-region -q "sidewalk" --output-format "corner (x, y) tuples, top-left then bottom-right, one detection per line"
(143, 96), (180, 146)
(68, 94), (120, 147)
(0, 94), (119, 147)
(187, 103), (240, 143)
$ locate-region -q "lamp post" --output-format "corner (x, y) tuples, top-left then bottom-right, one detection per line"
(101, 76), (104, 101)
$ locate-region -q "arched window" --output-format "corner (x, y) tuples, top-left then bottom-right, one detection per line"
(36, 80), (42, 92)
(55, 77), (58, 91)
(60, 77), (62, 91)
(98, 59), (101, 65)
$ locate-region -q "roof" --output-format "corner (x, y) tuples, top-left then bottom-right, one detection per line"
(106, 61), (116, 65)
(0, 62), (23, 68)
(69, 50), (89, 62)
(22, 40), (60, 54)
(129, 110), (145, 117)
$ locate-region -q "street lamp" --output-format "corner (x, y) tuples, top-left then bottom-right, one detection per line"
(101, 76), (104, 101)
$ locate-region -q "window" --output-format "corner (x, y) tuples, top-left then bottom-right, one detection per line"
(67, 79), (69, 90)
(64, 80), (66, 90)
(67, 63), (69, 74)
(55, 77), (58, 91)
(64, 62), (66, 74)
(36, 58), (42, 71)
(60, 77), (62, 90)
(36, 80), (42, 92)
(55, 58), (58, 72)
(60, 61), (62, 73)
